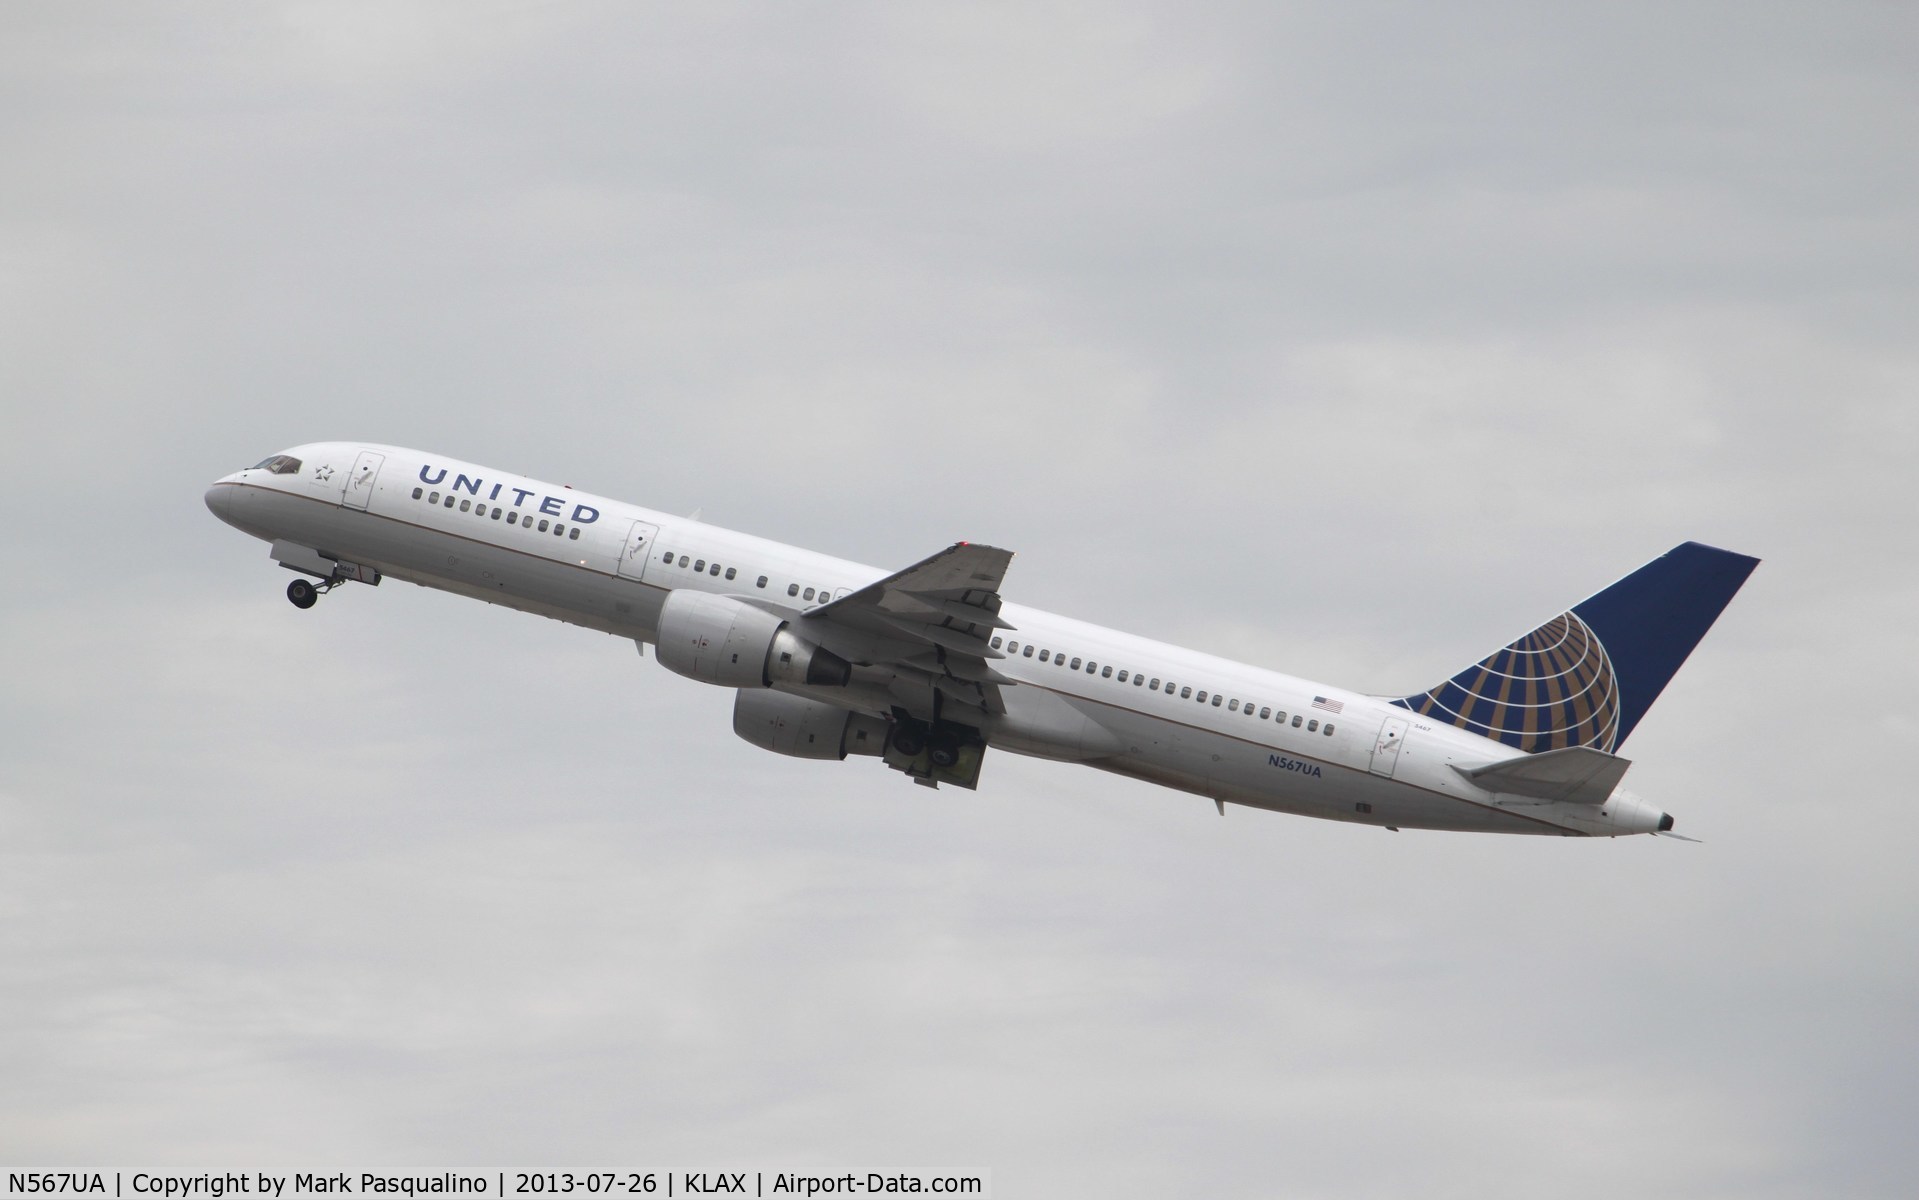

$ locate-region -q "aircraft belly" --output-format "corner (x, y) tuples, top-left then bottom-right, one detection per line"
(1075, 705), (1572, 834)
(985, 685), (1124, 762)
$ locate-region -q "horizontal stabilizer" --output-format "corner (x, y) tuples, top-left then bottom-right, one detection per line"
(1455, 746), (1630, 806)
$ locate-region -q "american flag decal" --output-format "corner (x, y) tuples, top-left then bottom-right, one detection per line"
(1312, 696), (1343, 714)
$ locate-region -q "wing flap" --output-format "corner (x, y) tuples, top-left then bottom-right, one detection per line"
(877, 592), (1018, 630)
(1455, 746), (1631, 806)
(811, 542), (1017, 720)
(872, 612), (1005, 657)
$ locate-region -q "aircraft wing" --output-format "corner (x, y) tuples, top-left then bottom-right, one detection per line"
(809, 542), (1016, 717)
(1455, 746), (1631, 806)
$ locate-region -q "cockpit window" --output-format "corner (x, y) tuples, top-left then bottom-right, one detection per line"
(251, 454), (302, 475)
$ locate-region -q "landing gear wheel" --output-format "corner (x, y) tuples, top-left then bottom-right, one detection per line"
(891, 725), (927, 758)
(928, 737), (960, 768)
(287, 578), (319, 609)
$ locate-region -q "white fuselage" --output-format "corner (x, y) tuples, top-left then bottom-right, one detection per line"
(206, 443), (1671, 837)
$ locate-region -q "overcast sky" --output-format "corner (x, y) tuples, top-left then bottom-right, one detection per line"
(4, 3), (1916, 1196)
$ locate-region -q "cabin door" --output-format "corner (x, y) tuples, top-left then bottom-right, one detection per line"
(343, 450), (385, 510)
(618, 520), (661, 581)
(1369, 716), (1409, 778)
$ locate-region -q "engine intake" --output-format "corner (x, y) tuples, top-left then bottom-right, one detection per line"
(654, 590), (850, 689)
(733, 690), (888, 761)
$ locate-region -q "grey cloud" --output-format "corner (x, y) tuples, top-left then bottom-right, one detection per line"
(3, 3), (1915, 1197)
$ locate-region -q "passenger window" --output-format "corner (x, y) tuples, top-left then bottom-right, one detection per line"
(1151, 679), (1161, 690)
(788, 583), (799, 596)
(1196, 691), (1207, 703)
(1007, 641), (1019, 653)
(694, 560), (705, 573)
(1274, 711), (1286, 723)
(1228, 700), (1239, 712)
(1101, 665), (1112, 678)
(662, 551), (672, 562)
(1134, 675), (1144, 687)
(429, 491), (440, 503)
(538, 519), (550, 532)
(1292, 715), (1303, 728)
(1259, 707), (1270, 719)
(1324, 724), (1335, 736)
(757, 576), (768, 588)
(1116, 670), (1127, 682)
(508, 512), (519, 525)
(1307, 719), (1318, 732)
(457, 498), (469, 512)
(1212, 695), (1223, 707)
(492, 508), (502, 520)
(1069, 657), (1082, 670)
(412, 487), (423, 500)
(552, 524), (563, 536)
(444, 495), (455, 508)
(725, 567), (736, 580)
(1039, 650), (1050, 662)
(679, 555), (690, 567)
(1179, 687), (1191, 699)
(803, 587), (815, 601)
(991, 637), (1003, 649)
(569, 528), (580, 540)
(1023, 645), (1034, 657)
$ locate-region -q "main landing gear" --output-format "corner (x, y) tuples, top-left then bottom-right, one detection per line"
(890, 719), (967, 767)
(885, 713), (984, 788)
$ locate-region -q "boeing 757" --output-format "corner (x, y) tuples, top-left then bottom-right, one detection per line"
(206, 443), (1757, 837)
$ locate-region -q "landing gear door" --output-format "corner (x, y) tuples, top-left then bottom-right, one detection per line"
(618, 520), (661, 581)
(343, 450), (385, 510)
(1369, 715), (1409, 778)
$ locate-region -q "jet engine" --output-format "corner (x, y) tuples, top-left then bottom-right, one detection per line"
(653, 590), (851, 689)
(733, 690), (888, 761)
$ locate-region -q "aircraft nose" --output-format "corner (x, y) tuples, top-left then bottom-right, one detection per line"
(204, 481), (231, 520)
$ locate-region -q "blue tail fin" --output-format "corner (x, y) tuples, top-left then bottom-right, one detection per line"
(1394, 542), (1759, 753)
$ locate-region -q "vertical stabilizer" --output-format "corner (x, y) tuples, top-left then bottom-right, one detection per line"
(1394, 542), (1759, 753)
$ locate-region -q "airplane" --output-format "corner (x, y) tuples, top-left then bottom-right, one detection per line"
(205, 443), (1758, 838)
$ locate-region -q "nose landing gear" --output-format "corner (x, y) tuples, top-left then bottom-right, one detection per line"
(285, 576), (348, 609)
(271, 541), (381, 609)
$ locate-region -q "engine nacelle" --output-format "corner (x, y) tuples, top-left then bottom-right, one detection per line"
(733, 690), (888, 761)
(654, 590), (850, 689)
